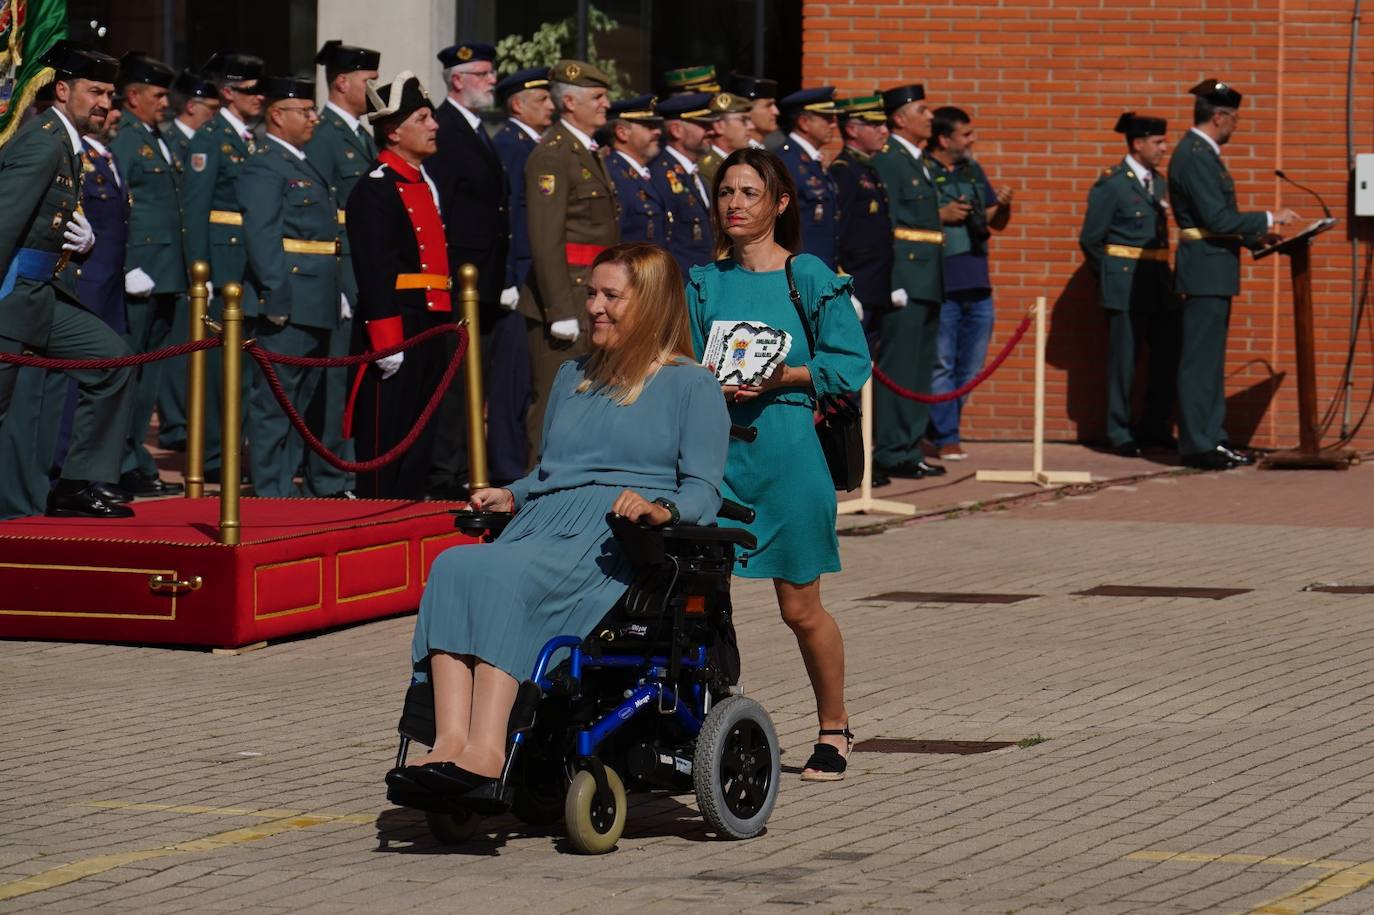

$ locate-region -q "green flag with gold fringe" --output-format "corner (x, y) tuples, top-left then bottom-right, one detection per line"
(0, 0), (68, 147)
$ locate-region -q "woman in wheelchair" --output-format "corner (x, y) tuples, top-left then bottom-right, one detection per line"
(393, 243), (730, 798)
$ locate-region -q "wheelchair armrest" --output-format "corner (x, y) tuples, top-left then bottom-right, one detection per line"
(663, 524), (757, 551)
(450, 509), (514, 537)
(718, 499), (755, 525)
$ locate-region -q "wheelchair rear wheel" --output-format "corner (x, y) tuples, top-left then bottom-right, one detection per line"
(564, 766), (626, 854)
(512, 779), (566, 826)
(425, 808), (481, 845)
(693, 695), (780, 839)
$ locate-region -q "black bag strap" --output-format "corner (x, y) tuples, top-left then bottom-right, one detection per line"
(783, 255), (817, 358)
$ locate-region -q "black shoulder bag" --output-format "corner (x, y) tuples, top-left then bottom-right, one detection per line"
(784, 256), (864, 492)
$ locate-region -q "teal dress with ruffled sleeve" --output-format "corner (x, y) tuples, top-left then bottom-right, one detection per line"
(687, 255), (871, 584)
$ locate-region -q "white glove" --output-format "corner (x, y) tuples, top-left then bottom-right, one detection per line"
(376, 353), (404, 379)
(205, 280), (214, 301)
(62, 210), (95, 254)
(124, 267), (155, 297)
(267, 314), (289, 327)
(890, 288), (909, 308)
(850, 294), (864, 321)
(549, 318), (580, 341)
(500, 286), (520, 310)
(340, 293), (353, 320)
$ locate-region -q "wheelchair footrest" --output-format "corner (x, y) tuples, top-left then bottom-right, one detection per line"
(463, 781), (514, 816)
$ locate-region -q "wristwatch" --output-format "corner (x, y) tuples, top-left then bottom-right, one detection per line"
(653, 498), (680, 525)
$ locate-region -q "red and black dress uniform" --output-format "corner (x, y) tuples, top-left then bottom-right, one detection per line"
(344, 148), (451, 499)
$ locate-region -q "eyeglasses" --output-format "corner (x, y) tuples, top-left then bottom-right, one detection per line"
(276, 104), (318, 117)
(229, 84), (263, 96)
(458, 68), (496, 81)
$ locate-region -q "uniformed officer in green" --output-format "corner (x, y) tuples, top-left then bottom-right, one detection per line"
(0, 41), (136, 518)
(1080, 112), (1179, 457)
(519, 59), (618, 458)
(868, 84), (951, 478)
(304, 40), (380, 498)
(185, 51), (264, 482)
(238, 76), (341, 497)
(156, 68), (219, 455)
(110, 51), (187, 497)
(1169, 79), (1297, 470)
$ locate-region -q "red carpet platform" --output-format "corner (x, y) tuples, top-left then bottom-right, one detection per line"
(0, 498), (474, 648)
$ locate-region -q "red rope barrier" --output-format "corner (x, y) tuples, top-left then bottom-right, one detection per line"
(0, 336), (220, 371)
(873, 311), (1033, 403)
(245, 325), (468, 473)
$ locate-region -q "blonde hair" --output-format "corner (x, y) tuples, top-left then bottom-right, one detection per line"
(576, 243), (694, 405)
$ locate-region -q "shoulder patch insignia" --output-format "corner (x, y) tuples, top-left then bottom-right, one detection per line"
(191, 153), (207, 172)
(537, 174), (556, 195)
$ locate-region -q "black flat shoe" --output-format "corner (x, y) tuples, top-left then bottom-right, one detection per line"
(384, 765), (427, 791)
(90, 481), (133, 504)
(413, 761), (484, 795)
(870, 469), (891, 488)
(46, 484), (135, 518)
(877, 461), (933, 480)
(800, 727), (854, 783)
(1219, 444), (1255, 465)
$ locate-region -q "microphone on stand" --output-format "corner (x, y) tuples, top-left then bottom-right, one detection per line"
(1275, 169), (1332, 219)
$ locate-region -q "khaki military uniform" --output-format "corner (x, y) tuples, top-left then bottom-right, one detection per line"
(517, 120), (619, 456)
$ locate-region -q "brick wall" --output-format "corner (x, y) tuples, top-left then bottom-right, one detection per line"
(803, 0), (1374, 450)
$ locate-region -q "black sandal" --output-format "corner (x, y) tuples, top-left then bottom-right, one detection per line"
(800, 727), (854, 782)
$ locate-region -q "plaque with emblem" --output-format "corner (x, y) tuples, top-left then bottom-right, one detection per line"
(701, 320), (793, 386)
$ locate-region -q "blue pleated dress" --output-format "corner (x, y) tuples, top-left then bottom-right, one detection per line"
(411, 358), (730, 680)
(687, 255), (871, 585)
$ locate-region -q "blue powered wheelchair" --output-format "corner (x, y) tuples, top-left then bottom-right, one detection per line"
(388, 468), (781, 854)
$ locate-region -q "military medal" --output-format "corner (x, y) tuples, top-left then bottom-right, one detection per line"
(140, 146), (154, 159)
(814, 204), (824, 223)
(868, 200), (879, 215)
(692, 221), (702, 241)
(581, 167), (592, 180)
(667, 171), (685, 195)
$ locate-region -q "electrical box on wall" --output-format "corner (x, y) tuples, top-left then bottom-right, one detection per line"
(1356, 155), (1374, 216)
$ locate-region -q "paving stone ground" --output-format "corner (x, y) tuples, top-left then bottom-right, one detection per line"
(3, 459), (1374, 913)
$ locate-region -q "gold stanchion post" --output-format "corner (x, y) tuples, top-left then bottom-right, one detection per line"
(219, 282), (244, 545)
(458, 263), (489, 491)
(185, 261), (210, 499)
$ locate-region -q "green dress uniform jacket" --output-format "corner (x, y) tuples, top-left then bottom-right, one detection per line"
(1168, 130), (1268, 297)
(303, 105), (375, 305)
(184, 112), (254, 309)
(237, 140), (341, 329)
(166, 120), (195, 165)
(869, 139), (943, 305)
(1079, 159), (1173, 312)
(519, 122), (620, 325)
(867, 137), (945, 468)
(1080, 158), (1180, 448)
(0, 108), (134, 491)
(110, 120), (188, 293)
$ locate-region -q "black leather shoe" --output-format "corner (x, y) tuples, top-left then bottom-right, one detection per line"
(90, 481), (133, 504)
(384, 765), (428, 792)
(1218, 444), (1255, 465)
(871, 469), (891, 488)
(877, 461), (928, 479)
(1181, 449), (1235, 471)
(1111, 440), (1143, 458)
(46, 484), (135, 518)
(1139, 434), (1178, 451)
(914, 459), (946, 477)
(120, 471), (184, 496)
(413, 761), (484, 795)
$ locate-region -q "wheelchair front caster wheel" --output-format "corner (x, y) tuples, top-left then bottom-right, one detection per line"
(694, 695), (780, 839)
(425, 808), (481, 845)
(564, 766), (626, 854)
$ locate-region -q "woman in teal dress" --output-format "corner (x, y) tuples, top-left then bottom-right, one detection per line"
(687, 148), (871, 782)
(393, 243), (729, 796)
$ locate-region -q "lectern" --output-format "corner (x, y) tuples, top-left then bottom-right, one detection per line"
(1253, 217), (1358, 469)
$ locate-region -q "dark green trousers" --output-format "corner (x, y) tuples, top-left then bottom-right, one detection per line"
(1176, 294), (1231, 457)
(157, 293), (189, 449)
(302, 316), (353, 496)
(872, 300), (939, 467)
(1105, 308), (1180, 447)
(245, 319), (329, 497)
(0, 300), (134, 485)
(121, 292), (177, 477)
(0, 367), (65, 518)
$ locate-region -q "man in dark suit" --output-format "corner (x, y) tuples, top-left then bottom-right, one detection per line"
(426, 41), (511, 495)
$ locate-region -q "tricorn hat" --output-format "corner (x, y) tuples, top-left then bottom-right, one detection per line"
(725, 74), (777, 101)
(880, 84), (925, 115)
(258, 76), (315, 103)
(1189, 78), (1242, 108)
(39, 40), (119, 84)
(117, 52), (175, 89)
(1114, 111), (1167, 139)
(365, 70), (435, 124)
(201, 50), (264, 84)
(172, 69), (217, 99)
(315, 40), (380, 73)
